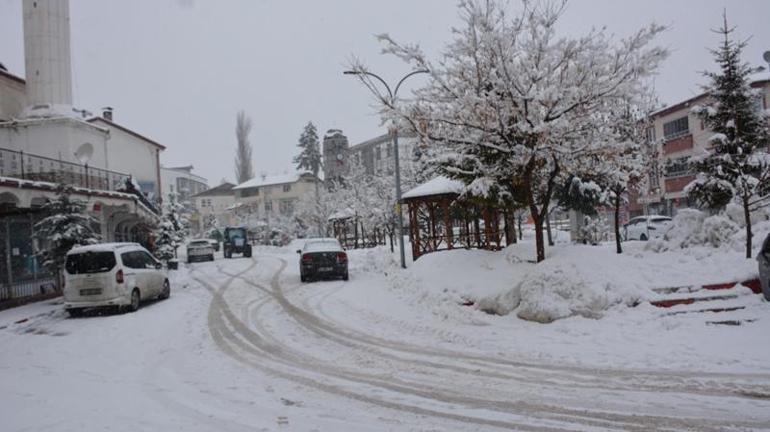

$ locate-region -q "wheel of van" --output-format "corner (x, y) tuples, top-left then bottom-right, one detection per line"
(342, 271), (349, 281)
(244, 248), (252, 258)
(640, 234), (648, 241)
(300, 274), (306, 283)
(128, 289), (140, 312)
(67, 308), (83, 318)
(209, 254), (214, 261)
(159, 280), (170, 300)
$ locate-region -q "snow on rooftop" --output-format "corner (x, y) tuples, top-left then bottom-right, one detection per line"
(402, 176), (464, 200)
(233, 172), (313, 190)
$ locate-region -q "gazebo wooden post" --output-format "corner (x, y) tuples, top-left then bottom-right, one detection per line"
(428, 201), (436, 252)
(442, 197), (453, 250)
(473, 205), (481, 248)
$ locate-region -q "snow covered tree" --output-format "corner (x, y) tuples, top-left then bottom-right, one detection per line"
(687, 16), (770, 259)
(234, 110), (254, 184)
(154, 192), (189, 263)
(33, 184), (100, 275)
(350, 0), (667, 261)
(294, 122), (323, 179)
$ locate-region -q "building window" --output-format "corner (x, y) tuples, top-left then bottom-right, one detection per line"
(663, 116), (689, 141)
(279, 199), (295, 216)
(375, 145), (381, 160)
(283, 184), (291, 193)
(265, 201), (272, 212)
(665, 157), (691, 178)
(645, 126), (655, 143)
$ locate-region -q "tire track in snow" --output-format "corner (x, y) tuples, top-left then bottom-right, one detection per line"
(205, 256), (767, 431)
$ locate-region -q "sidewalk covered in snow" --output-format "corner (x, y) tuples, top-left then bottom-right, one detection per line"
(402, 176), (503, 261)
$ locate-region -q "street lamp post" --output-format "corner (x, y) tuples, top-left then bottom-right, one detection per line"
(344, 69), (428, 269)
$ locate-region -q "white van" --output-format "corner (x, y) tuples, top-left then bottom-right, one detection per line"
(63, 243), (170, 317)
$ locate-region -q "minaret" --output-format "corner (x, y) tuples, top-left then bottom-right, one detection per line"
(21, 0), (73, 117)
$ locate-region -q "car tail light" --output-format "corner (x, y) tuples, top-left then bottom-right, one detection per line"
(116, 269), (124, 284)
(336, 252), (347, 262)
(302, 254), (313, 263)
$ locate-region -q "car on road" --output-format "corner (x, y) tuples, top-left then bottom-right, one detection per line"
(187, 239), (215, 263)
(758, 233), (770, 301)
(223, 226), (252, 258)
(63, 243), (170, 317)
(623, 215), (672, 241)
(297, 238), (349, 282)
(207, 238), (220, 252)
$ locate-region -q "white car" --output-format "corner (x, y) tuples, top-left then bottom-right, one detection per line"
(623, 215), (672, 241)
(758, 233), (770, 301)
(63, 243), (170, 317)
(186, 239), (215, 263)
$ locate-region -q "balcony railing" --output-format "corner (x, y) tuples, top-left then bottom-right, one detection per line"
(0, 147), (130, 193)
(0, 147), (160, 215)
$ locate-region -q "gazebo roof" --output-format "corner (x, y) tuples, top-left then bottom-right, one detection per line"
(402, 176), (464, 200)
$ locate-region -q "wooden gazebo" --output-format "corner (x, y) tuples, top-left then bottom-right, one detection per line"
(402, 176), (503, 261)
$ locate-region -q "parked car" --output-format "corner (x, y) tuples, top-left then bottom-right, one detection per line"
(207, 238), (220, 252)
(623, 215), (672, 241)
(297, 238), (349, 282)
(63, 243), (170, 317)
(223, 226), (252, 258)
(187, 239), (215, 263)
(758, 233), (770, 301)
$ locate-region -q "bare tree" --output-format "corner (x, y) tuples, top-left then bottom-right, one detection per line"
(234, 110), (254, 184)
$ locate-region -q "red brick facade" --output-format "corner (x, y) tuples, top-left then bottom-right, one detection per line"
(662, 134), (693, 155)
(664, 175), (696, 193)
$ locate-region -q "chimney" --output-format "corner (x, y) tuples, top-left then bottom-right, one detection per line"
(102, 107), (113, 121)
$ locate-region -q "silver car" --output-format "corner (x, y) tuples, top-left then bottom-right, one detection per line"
(186, 239), (215, 263)
(758, 233), (770, 301)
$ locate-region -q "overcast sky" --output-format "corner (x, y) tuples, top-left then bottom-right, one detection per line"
(1, 0), (769, 185)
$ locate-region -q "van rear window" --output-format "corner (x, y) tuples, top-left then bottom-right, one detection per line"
(65, 252), (117, 274)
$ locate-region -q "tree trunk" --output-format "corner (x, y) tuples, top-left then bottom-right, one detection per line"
(545, 210), (554, 247)
(517, 213), (523, 241)
(504, 209), (517, 245)
(744, 196), (752, 259)
(532, 212), (545, 262)
(389, 227), (394, 253)
(614, 193), (622, 254)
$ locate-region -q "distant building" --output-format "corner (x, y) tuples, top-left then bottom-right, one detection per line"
(635, 77), (770, 216)
(191, 182), (236, 230)
(160, 165), (208, 203)
(322, 129), (349, 182)
(231, 172), (319, 224)
(322, 129), (419, 181)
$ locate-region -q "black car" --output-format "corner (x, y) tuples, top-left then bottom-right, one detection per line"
(223, 226), (252, 259)
(297, 238), (349, 282)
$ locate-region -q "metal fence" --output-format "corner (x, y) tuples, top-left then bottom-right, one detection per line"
(0, 147), (130, 192)
(0, 214), (59, 304)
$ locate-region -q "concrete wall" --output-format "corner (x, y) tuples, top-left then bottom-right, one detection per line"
(98, 124), (161, 198)
(0, 118), (110, 169)
(0, 73), (26, 121)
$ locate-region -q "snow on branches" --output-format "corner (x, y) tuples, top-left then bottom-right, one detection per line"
(33, 184), (100, 271)
(686, 15), (770, 258)
(353, 0), (667, 261)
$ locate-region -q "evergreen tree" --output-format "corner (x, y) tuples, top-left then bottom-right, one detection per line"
(33, 184), (100, 274)
(687, 15), (770, 258)
(154, 192), (189, 263)
(293, 121), (323, 178)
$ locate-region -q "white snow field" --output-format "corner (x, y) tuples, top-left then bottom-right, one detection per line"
(1, 240), (769, 431)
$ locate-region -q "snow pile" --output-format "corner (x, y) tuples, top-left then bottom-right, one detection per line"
(477, 247), (646, 323)
(647, 206), (770, 255)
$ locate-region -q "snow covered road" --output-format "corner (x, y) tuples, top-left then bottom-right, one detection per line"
(2, 248), (770, 431)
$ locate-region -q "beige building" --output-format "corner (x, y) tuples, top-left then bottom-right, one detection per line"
(637, 77), (770, 216)
(191, 182), (236, 230)
(232, 172), (319, 225)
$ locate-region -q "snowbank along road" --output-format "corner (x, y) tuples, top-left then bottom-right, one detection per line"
(2, 247), (770, 431)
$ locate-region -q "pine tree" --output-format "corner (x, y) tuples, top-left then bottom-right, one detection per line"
(154, 192), (189, 263)
(33, 184), (100, 274)
(687, 15), (770, 258)
(294, 121), (323, 178)
(235, 110), (254, 184)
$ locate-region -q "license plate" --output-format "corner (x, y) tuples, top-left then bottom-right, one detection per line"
(319, 267), (333, 272)
(80, 288), (102, 296)
(235, 239), (244, 247)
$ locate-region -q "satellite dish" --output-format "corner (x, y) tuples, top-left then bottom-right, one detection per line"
(764, 51), (770, 63)
(75, 142), (94, 165)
